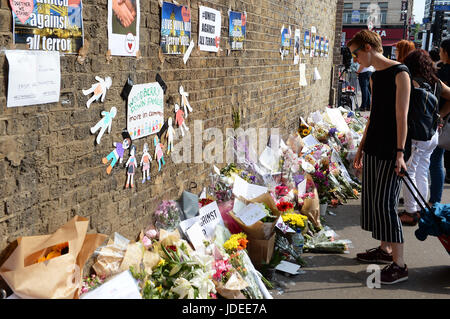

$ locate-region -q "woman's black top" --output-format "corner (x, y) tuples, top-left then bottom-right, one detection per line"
(363, 64), (410, 160)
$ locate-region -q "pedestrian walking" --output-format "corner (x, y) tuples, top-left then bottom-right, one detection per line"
(348, 30), (410, 285)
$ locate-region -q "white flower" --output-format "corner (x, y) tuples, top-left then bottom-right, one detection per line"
(190, 250), (214, 271)
(190, 268), (216, 299)
(170, 278), (195, 299)
(301, 161), (316, 174)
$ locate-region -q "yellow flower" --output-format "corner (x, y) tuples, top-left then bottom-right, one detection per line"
(224, 233), (247, 251)
(157, 259), (166, 267)
(157, 285), (163, 293)
(282, 213), (308, 229)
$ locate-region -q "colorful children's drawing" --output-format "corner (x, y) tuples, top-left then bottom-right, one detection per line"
(125, 144), (137, 188)
(154, 135), (166, 171)
(102, 136), (131, 175)
(83, 76), (112, 109)
(90, 106), (117, 145)
(174, 103), (189, 137)
(140, 142), (152, 183)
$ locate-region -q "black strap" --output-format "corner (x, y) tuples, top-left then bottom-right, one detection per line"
(400, 169), (443, 230)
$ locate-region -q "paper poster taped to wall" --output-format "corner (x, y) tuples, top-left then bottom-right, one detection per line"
(229, 10), (246, 50)
(293, 29), (300, 64)
(108, 0), (140, 56)
(127, 82), (164, 140)
(303, 30), (310, 54)
(198, 5), (221, 52)
(320, 36), (324, 56)
(6, 50), (60, 107)
(314, 35), (320, 57)
(310, 27), (316, 57)
(161, 1), (191, 55)
(280, 26), (291, 58)
(11, 0), (83, 53)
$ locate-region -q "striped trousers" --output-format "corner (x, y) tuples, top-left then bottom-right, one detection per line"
(361, 153), (404, 243)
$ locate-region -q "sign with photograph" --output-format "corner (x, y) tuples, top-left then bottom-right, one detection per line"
(229, 10), (246, 50)
(160, 1), (191, 55)
(11, 0), (84, 53)
(108, 0), (140, 56)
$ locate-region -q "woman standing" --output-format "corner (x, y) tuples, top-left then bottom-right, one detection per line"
(400, 50), (450, 226)
(348, 30), (410, 285)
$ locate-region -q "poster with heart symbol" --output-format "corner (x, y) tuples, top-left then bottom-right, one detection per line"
(108, 0), (140, 56)
(198, 5), (221, 52)
(10, 0), (84, 54)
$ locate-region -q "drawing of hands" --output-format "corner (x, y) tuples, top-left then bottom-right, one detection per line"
(112, 0), (136, 28)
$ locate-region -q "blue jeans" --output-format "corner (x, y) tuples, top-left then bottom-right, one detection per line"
(429, 145), (445, 203)
(358, 71), (372, 109)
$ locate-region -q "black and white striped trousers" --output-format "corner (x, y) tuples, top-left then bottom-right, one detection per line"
(361, 153), (404, 243)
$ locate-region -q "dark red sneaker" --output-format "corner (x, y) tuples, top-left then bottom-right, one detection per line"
(380, 262), (408, 284)
(356, 246), (393, 264)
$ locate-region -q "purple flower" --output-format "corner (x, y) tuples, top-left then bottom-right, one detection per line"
(329, 128), (338, 137)
(293, 174), (304, 186)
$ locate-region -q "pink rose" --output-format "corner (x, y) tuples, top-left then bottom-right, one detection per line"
(145, 229), (158, 239)
(142, 236), (152, 248)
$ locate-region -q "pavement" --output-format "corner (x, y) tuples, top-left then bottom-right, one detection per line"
(271, 176), (450, 300)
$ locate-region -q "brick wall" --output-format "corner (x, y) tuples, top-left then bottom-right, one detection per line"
(0, 0), (340, 254)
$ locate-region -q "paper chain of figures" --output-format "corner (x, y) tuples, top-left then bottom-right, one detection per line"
(83, 76), (192, 189)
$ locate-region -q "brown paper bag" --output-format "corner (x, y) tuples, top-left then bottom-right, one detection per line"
(300, 174), (322, 229)
(246, 233), (276, 269)
(0, 216), (107, 299)
(229, 193), (281, 240)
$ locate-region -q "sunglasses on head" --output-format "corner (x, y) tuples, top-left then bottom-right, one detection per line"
(351, 45), (364, 58)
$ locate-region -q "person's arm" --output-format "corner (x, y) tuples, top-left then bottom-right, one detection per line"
(394, 71), (411, 176)
(357, 64), (364, 74)
(439, 80), (450, 118)
(353, 78), (372, 169)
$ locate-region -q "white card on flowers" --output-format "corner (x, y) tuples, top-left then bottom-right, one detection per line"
(235, 203), (267, 226)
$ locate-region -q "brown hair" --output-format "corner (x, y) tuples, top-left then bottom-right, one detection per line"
(347, 29), (383, 53)
(395, 40), (415, 63)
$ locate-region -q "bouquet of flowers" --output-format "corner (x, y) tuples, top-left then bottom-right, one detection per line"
(154, 200), (182, 232)
(311, 165), (331, 204)
(282, 213), (308, 232)
(130, 240), (217, 299)
(276, 201), (295, 214)
(79, 274), (106, 296)
(298, 123), (312, 138)
(303, 227), (353, 254)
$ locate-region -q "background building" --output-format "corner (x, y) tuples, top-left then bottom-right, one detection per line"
(342, 0), (414, 58)
(423, 0), (450, 50)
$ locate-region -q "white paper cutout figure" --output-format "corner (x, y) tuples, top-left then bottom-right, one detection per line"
(166, 117), (176, 154)
(154, 136), (166, 171)
(82, 76), (112, 109)
(90, 106), (117, 145)
(179, 86), (193, 118)
(102, 137), (131, 175)
(175, 103), (189, 137)
(125, 145), (137, 189)
(140, 142), (152, 183)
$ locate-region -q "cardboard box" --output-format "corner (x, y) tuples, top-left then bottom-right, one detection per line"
(246, 233), (276, 269)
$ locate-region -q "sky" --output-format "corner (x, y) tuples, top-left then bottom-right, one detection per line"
(413, 0), (425, 23)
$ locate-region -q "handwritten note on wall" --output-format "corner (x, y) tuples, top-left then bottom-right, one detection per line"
(6, 50), (60, 107)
